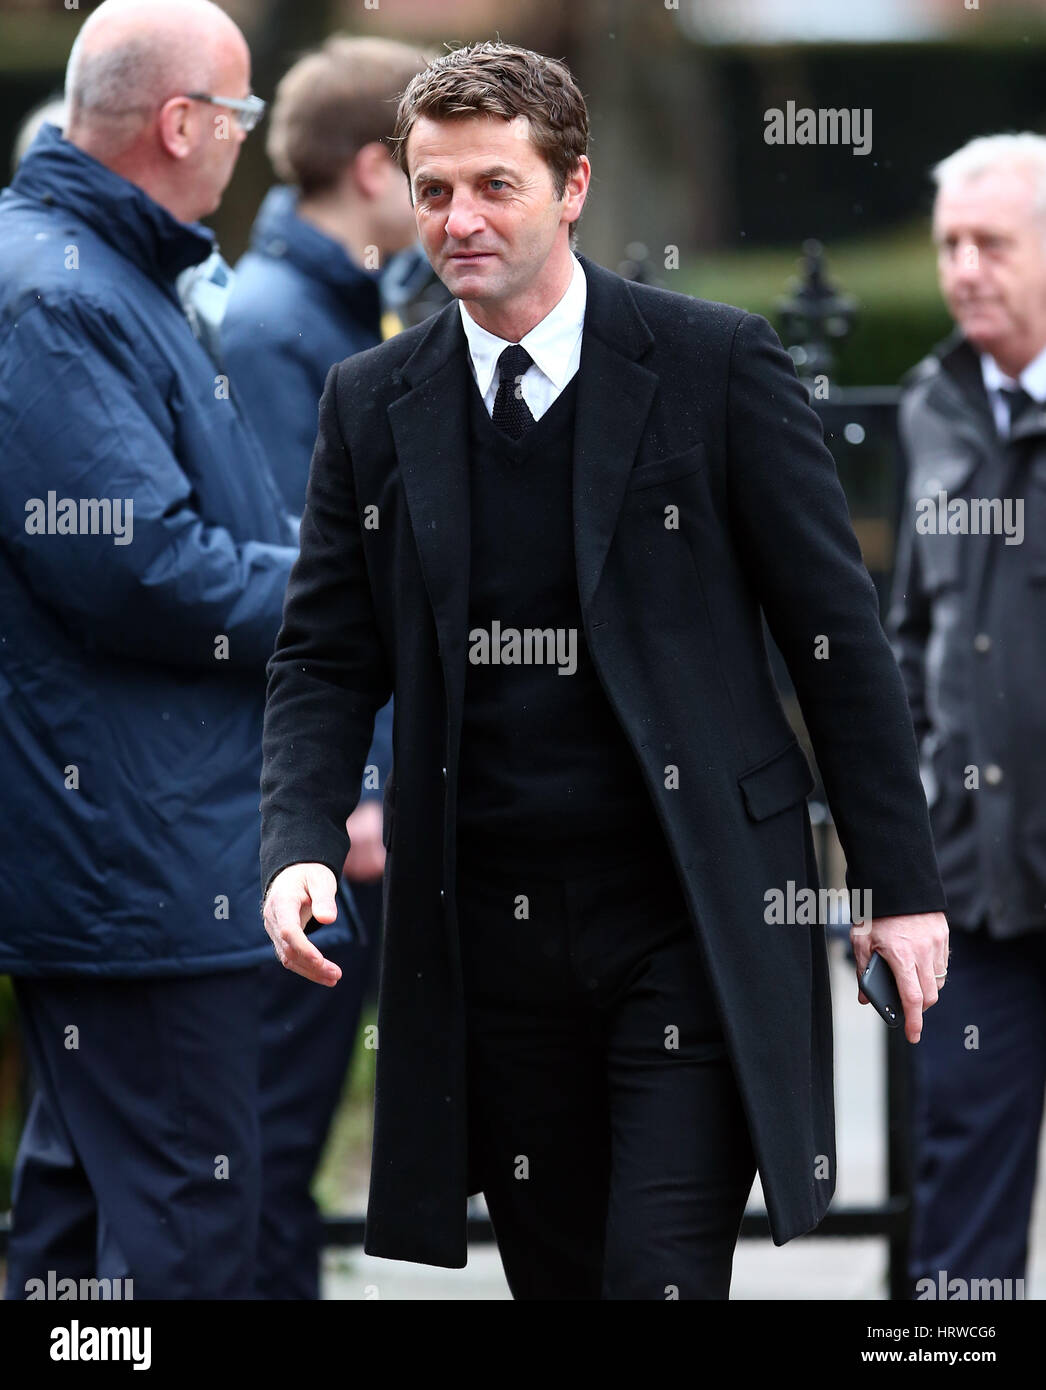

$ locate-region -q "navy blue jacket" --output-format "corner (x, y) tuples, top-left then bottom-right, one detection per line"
(223, 185), (392, 798)
(223, 187), (385, 515)
(0, 127), (324, 976)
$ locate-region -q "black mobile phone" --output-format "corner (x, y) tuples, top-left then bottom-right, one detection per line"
(860, 952), (903, 1028)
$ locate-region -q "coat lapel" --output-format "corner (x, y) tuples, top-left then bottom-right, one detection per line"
(387, 253), (659, 712)
(571, 254), (658, 610)
(387, 304), (473, 715)
(932, 335), (1046, 622)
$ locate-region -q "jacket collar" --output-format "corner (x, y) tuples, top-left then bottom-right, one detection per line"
(928, 329), (1046, 444)
(11, 123), (214, 284)
(937, 330), (989, 400)
(248, 185), (382, 329)
(915, 330), (997, 440)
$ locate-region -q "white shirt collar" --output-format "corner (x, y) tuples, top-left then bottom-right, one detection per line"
(980, 341), (1046, 401)
(457, 251), (586, 399)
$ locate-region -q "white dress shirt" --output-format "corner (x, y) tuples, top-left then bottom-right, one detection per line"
(980, 342), (1046, 436)
(458, 251), (587, 422)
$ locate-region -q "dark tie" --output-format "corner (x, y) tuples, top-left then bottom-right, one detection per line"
(491, 344), (535, 439)
(1000, 385), (1038, 437)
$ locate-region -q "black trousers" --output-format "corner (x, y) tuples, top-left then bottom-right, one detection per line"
(5, 970), (260, 1300)
(908, 921), (1046, 1296)
(457, 837), (757, 1300)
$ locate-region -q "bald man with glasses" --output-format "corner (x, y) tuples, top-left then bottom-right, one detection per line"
(0, 0), (297, 1299)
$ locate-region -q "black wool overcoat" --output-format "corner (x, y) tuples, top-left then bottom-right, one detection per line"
(260, 253), (946, 1267)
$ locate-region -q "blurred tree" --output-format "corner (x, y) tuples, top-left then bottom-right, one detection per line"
(534, 0), (729, 273)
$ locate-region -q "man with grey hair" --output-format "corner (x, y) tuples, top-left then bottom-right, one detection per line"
(888, 131), (1046, 1298)
(0, 0), (296, 1297)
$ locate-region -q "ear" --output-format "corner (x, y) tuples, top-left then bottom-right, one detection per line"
(353, 142), (393, 199)
(158, 96), (195, 160)
(563, 154), (591, 222)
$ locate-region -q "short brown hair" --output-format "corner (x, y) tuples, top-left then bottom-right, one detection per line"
(267, 36), (429, 197)
(390, 41), (589, 241)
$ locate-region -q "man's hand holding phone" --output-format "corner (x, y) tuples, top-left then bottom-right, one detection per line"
(851, 911), (950, 1043)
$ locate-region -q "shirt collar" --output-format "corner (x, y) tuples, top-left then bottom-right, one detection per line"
(457, 251), (586, 398)
(980, 341), (1046, 402)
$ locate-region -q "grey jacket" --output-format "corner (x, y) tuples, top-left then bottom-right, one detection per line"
(888, 333), (1046, 937)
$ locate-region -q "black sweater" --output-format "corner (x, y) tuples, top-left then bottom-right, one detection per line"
(455, 367), (664, 872)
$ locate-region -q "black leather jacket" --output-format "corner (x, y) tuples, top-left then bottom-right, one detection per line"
(888, 333), (1046, 937)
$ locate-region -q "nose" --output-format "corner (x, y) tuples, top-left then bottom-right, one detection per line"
(950, 237), (982, 283)
(444, 191), (485, 242)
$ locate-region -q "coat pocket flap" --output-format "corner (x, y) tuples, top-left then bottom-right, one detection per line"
(738, 739), (815, 821)
(626, 443), (705, 492)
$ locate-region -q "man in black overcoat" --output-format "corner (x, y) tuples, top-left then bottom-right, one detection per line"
(260, 41), (949, 1299)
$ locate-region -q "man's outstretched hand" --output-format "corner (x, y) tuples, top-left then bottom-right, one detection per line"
(263, 863), (343, 986)
(851, 911), (950, 1044)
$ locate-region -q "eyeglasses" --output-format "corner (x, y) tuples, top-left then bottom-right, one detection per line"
(185, 92), (267, 133)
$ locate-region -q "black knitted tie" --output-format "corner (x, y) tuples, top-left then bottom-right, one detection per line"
(491, 344), (535, 439)
(1001, 385), (1038, 437)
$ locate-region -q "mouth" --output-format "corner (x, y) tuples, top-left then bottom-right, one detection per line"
(448, 252), (494, 263)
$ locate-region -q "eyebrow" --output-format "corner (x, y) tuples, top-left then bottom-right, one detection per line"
(412, 165), (518, 194)
(934, 226), (1010, 241)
